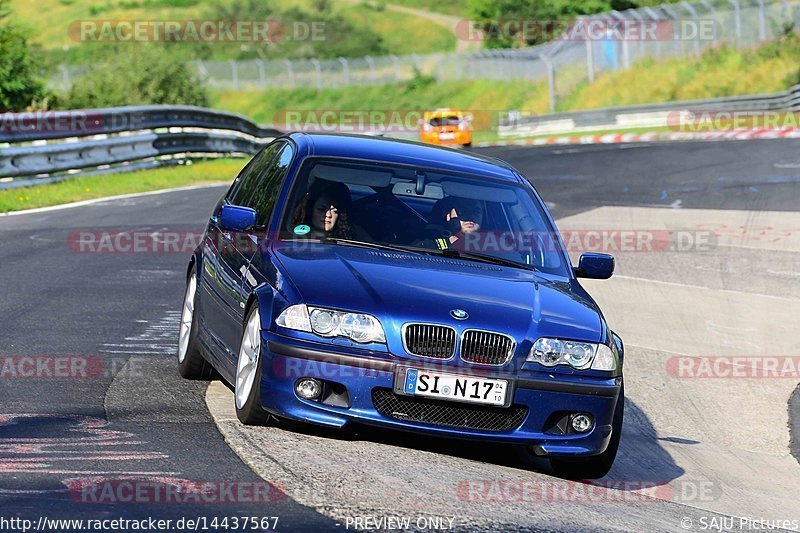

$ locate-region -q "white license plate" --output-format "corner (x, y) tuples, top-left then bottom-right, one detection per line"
(402, 368), (508, 406)
(439, 133), (455, 140)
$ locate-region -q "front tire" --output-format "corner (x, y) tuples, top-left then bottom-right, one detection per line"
(178, 268), (214, 380)
(549, 383), (625, 480)
(234, 306), (271, 425)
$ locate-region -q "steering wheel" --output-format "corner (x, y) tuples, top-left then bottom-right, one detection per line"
(516, 217), (546, 268)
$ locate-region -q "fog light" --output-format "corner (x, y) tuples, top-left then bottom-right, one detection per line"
(295, 378), (322, 400)
(570, 413), (594, 433)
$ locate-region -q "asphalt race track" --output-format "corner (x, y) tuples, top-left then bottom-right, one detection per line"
(1, 139), (798, 531)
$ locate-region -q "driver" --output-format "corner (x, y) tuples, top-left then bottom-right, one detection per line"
(413, 196), (483, 250)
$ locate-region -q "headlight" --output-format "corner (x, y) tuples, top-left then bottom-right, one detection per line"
(339, 313), (384, 343)
(527, 338), (617, 371)
(276, 305), (386, 344)
(309, 308), (339, 336)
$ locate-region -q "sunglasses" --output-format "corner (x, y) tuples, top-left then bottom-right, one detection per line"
(457, 208), (483, 223)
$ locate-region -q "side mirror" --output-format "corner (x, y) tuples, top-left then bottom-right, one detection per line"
(219, 204), (257, 232)
(574, 253), (614, 279)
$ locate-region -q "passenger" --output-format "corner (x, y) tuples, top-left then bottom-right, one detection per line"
(291, 180), (369, 240)
(291, 181), (354, 239)
(414, 197), (483, 250)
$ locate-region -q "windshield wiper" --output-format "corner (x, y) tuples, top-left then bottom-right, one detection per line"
(437, 248), (538, 272)
(306, 238), (537, 270)
(318, 237), (425, 255)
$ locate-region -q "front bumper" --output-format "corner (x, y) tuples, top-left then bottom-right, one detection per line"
(419, 131), (472, 146)
(258, 332), (621, 457)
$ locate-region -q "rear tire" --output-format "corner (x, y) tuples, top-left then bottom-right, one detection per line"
(234, 306), (272, 425)
(549, 383), (625, 480)
(177, 267), (214, 380)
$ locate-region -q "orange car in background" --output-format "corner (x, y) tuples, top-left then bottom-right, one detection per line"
(419, 108), (473, 147)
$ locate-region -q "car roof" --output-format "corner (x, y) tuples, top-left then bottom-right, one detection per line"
(286, 132), (523, 183)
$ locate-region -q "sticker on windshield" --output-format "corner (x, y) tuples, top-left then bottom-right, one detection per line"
(293, 225), (311, 235)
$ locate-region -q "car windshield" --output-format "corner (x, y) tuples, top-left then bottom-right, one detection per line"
(279, 157), (569, 276)
(428, 115), (461, 127)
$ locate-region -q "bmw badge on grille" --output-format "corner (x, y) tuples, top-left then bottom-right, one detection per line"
(450, 309), (469, 320)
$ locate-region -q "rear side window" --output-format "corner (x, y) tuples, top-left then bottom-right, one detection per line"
(228, 141), (284, 206)
(249, 144), (295, 225)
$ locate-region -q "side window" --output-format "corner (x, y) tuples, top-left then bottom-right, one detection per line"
(249, 144), (295, 226)
(228, 141), (283, 206)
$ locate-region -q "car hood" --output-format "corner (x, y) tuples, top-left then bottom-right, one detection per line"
(273, 243), (603, 362)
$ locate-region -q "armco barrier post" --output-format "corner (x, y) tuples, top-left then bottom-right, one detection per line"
(339, 57), (350, 86)
(610, 11), (631, 69)
(258, 61), (266, 88)
(681, 1), (701, 56)
(390, 55), (401, 82)
(756, 0), (766, 41)
(284, 60), (295, 88)
(365, 56), (376, 85)
(578, 16), (595, 83)
(727, 0), (742, 40)
(660, 5), (684, 58)
(624, 8), (646, 64)
(311, 59), (323, 91)
(60, 65), (70, 92)
(699, 0), (718, 41)
(540, 53), (556, 113)
(229, 60), (239, 90)
(642, 7), (664, 59)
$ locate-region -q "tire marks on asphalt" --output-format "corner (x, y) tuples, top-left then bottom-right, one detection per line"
(100, 311), (181, 355)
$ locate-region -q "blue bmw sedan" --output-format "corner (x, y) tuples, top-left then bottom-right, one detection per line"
(178, 133), (624, 479)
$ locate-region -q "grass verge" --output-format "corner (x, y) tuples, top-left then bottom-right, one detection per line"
(212, 78), (552, 144)
(0, 158), (244, 214)
(560, 33), (800, 111)
(10, 0), (455, 60)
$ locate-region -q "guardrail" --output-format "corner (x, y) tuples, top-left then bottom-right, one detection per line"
(0, 105), (283, 143)
(499, 84), (800, 137)
(0, 133), (261, 178)
(0, 106), (282, 183)
(2, 86), (799, 186)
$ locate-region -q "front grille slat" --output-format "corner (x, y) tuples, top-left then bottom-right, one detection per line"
(461, 330), (515, 366)
(404, 324), (455, 359)
(372, 388), (527, 432)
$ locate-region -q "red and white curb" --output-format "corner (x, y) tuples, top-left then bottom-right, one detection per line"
(477, 128), (800, 147)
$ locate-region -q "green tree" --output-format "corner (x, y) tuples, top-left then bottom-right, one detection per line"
(204, 0), (385, 60)
(467, 0), (649, 47)
(66, 45), (209, 108)
(0, 0), (49, 111)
